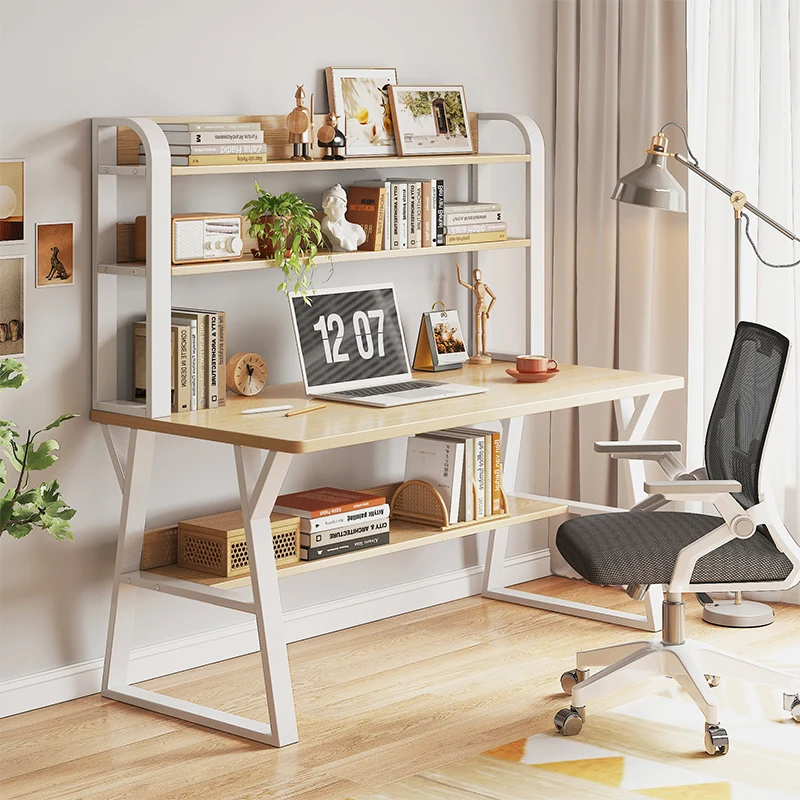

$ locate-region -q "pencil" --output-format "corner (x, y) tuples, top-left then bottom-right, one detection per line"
(285, 403), (327, 418)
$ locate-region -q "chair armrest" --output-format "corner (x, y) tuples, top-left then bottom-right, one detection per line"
(595, 440), (682, 454)
(644, 479), (742, 499)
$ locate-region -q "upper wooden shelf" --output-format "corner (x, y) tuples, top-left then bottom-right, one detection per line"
(101, 238), (531, 278)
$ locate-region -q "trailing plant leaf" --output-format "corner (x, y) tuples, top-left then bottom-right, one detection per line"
(44, 413), (79, 432)
(0, 359), (28, 391)
(24, 439), (60, 472)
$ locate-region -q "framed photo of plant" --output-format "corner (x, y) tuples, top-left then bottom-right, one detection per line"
(325, 67), (398, 157)
(388, 85), (473, 156)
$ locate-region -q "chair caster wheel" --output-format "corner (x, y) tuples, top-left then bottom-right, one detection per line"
(788, 695), (800, 722)
(554, 707), (584, 736)
(560, 668), (589, 694)
(705, 674), (722, 688)
(704, 725), (729, 755)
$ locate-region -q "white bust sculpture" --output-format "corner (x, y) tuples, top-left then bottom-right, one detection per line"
(320, 184), (366, 252)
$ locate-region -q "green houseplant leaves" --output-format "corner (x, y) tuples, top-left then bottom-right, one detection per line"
(241, 183), (325, 303)
(0, 358), (77, 542)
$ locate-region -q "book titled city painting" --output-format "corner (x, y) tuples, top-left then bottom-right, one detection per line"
(36, 222), (74, 287)
(388, 86), (473, 156)
(0, 256), (25, 358)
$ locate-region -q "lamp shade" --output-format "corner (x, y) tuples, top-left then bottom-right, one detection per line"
(611, 153), (686, 212)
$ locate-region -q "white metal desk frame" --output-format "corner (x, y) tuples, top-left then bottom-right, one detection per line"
(96, 113), (666, 747)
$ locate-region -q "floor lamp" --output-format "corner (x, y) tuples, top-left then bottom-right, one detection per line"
(612, 122), (800, 628)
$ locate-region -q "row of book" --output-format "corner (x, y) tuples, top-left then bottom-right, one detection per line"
(404, 427), (502, 525)
(133, 307), (226, 412)
(274, 488), (390, 562)
(347, 180), (508, 252)
(138, 122), (267, 167)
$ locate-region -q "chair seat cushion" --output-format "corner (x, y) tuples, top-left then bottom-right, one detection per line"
(556, 511), (794, 586)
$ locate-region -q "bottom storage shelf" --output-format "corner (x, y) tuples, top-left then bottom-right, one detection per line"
(143, 493), (568, 588)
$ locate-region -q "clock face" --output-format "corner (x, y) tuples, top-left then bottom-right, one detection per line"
(227, 352), (268, 396)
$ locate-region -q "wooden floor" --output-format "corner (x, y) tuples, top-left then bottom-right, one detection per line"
(2, 576), (799, 800)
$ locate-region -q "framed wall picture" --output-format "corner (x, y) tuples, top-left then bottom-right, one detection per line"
(0, 256), (25, 358)
(325, 67), (398, 157)
(0, 160), (25, 245)
(388, 86), (473, 156)
(36, 222), (74, 287)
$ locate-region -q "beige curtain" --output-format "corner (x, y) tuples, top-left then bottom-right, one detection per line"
(549, 0), (689, 570)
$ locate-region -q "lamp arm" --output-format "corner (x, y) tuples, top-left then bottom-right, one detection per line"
(673, 152), (799, 243)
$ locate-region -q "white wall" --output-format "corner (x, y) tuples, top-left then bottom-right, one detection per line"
(0, 0), (557, 705)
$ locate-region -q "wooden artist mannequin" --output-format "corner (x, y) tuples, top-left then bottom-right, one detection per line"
(456, 261), (496, 364)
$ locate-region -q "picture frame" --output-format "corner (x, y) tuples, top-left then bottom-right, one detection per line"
(0, 160), (25, 245)
(325, 67), (399, 157)
(0, 256), (25, 358)
(36, 222), (75, 287)
(388, 86), (473, 156)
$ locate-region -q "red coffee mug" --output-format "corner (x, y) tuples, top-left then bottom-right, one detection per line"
(516, 355), (558, 374)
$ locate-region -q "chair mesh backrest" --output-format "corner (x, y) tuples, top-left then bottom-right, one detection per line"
(705, 321), (789, 510)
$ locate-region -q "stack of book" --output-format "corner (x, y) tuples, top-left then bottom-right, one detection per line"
(404, 427), (502, 525)
(138, 122), (267, 167)
(348, 178), (445, 251)
(274, 488), (391, 562)
(443, 203), (507, 246)
(133, 306), (226, 412)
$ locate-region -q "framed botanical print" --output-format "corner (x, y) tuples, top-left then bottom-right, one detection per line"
(388, 86), (473, 156)
(0, 256), (25, 358)
(325, 67), (398, 157)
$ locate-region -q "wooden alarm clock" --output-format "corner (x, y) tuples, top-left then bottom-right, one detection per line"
(226, 352), (268, 396)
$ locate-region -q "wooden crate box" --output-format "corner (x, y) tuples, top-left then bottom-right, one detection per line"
(178, 510), (300, 577)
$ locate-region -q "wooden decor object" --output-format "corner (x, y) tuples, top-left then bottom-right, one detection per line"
(390, 479), (509, 532)
(115, 113), (479, 166)
(456, 261), (496, 365)
(178, 510), (300, 577)
(140, 525), (179, 570)
(116, 222), (137, 264)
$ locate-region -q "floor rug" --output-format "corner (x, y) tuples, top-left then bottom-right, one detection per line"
(351, 645), (800, 800)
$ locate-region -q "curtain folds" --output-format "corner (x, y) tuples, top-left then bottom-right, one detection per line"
(550, 0), (688, 573)
(687, 0), (800, 602)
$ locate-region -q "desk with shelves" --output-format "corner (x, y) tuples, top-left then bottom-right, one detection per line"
(92, 362), (683, 746)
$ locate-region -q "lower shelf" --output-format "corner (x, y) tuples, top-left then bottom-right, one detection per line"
(145, 494), (567, 588)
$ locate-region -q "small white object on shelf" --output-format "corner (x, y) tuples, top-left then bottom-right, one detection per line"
(320, 184), (366, 252)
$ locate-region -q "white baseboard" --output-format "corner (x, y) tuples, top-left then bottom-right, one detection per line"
(0, 549), (551, 718)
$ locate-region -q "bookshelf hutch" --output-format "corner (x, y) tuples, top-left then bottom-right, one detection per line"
(90, 113), (682, 746)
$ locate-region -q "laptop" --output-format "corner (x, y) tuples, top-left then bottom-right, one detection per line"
(288, 283), (487, 407)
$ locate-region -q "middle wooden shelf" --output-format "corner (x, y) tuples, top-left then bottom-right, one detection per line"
(101, 237), (531, 277)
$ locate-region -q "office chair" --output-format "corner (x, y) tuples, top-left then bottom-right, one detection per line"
(552, 321), (800, 755)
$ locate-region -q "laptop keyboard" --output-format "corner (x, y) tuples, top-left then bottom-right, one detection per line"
(334, 380), (441, 398)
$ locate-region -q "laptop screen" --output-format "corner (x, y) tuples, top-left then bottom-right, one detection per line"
(289, 284), (411, 391)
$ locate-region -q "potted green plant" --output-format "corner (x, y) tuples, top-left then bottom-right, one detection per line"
(0, 359), (77, 541)
(241, 183), (324, 302)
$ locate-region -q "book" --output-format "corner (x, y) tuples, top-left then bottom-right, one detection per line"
(138, 155), (192, 166)
(158, 122), (263, 132)
(356, 180), (391, 249)
(445, 231), (508, 246)
(390, 182), (408, 250)
(443, 202), (502, 214)
(217, 311), (227, 407)
(173, 307), (224, 408)
(445, 222), (507, 235)
(171, 315), (197, 410)
(445, 210), (504, 225)
(300, 531), (390, 561)
(274, 487), (386, 519)
(132, 321), (182, 412)
(171, 313), (203, 409)
(163, 130), (265, 145)
(443, 429), (485, 518)
(175, 323), (191, 412)
(300, 517), (390, 548)
(421, 180), (433, 247)
(394, 179), (422, 248)
(139, 143), (267, 156)
(433, 179), (446, 246)
(405, 436), (465, 525)
(138, 153), (268, 167)
(422, 431), (474, 523)
(347, 185), (386, 252)
(299, 503), (390, 534)
(450, 427), (500, 515)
